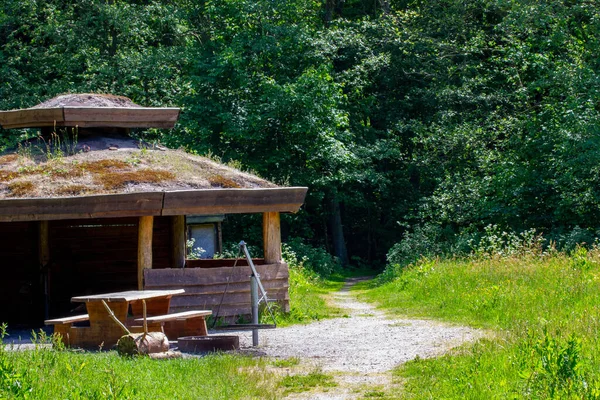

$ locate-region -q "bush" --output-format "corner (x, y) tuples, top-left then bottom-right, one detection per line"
(549, 226), (597, 252)
(282, 238), (340, 277)
(386, 223), (450, 267)
(519, 328), (588, 398)
(473, 224), (544, 258)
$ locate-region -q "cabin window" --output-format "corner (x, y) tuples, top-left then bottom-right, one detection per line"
(186, 215), (224, 259)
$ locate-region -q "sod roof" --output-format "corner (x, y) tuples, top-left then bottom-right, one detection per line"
(0, 135), (277, 199)
(0, 94), (307, 221)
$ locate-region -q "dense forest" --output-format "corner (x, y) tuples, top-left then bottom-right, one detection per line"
(1, 0), (599, 268)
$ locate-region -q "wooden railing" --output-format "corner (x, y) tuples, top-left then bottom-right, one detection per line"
(144, 262), (289, 318)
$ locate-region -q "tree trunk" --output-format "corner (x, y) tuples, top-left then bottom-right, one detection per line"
(324, 0), (344, 24)
(329, 195), (349, 267)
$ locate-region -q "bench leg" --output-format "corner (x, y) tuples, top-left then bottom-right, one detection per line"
(163, 317), (207, 338)
(53, 325), (71, 347)
(185, 317), (208, 336)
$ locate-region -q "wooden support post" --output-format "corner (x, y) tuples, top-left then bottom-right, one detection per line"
(171, 215), (186, 269)
(262, 212), (282, 264)
(138, 216), (154, 290)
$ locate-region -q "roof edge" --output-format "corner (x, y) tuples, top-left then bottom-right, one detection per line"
(0, 107), (181, 129)
(0, 187), (308, 222)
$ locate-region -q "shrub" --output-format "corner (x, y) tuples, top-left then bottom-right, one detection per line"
(282, 238), (340, 277)
(473, 224), (544, 258)
(519, 328), (591, 398)
(550, 226), (597, 252)
(386, 223), (449, 267)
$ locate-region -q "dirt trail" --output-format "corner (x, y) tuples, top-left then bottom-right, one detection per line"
(228, 277), (484, 399)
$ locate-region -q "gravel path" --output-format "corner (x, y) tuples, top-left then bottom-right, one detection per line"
(214, 277), (484, 398)
(225, 277), (482, 373)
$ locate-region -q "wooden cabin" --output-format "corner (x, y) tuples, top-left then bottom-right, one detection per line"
(0, 94), (307, 327)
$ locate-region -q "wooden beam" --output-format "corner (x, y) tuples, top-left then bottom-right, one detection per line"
(0, 107), (179, 129)
(263, 212), (282, 264)
(0, 108), (63, 129)
(171, 215), (186, 269)
(144, 263), (290, 317)
(0, 188), (308, 222)
(38, 220), (50, 267)
(64, 107), (180, 123)
(0, 192), (164, 222)
(162, 187), (308, 215)
(138, 216), (154, 290)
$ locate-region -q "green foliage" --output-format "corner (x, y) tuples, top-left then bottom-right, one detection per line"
(366, 251), (600, 398)
(270, 357), (300, 368)
(273, 244), (344, 325)
(0, 324), (32, 399)
(520, 328), (587, 399)
(409, 0), (600, 246)
(185, 238), (205, 260)
(473, 224), (544, 258)
(386, 223), (451, 267)
(283, 238), (341, 276)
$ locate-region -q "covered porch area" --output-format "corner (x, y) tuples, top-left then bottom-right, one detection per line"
(0, 187), (306, 328)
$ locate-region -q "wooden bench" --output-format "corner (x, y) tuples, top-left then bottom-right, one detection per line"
(133, 310), (212, 338)
(44, 314), (90, 341)
(45, 314), (90, 325)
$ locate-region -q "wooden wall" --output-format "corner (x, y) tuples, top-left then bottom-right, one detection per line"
(0, 222), (39, 327)
(144, 263), (289, 319)
(47, 216), (172, 318)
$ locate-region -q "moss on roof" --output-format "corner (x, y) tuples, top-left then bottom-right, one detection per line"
(0, 135), (275, 199)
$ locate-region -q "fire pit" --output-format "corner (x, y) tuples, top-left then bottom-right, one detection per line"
(177, 336), (240, 353)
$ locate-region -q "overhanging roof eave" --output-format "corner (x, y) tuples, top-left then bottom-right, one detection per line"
(0, 107), (181, 129)
(0, 187), (308, 222)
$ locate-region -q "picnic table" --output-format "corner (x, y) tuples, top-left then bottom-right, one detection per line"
(45, 289), (211, 349)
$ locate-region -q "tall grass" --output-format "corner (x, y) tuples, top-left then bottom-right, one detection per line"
(363, 249), (600, 398)
(0, 327), (277, 399)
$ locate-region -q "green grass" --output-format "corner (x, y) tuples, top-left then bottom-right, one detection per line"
(279, 369), (337, 395)
(361, 251), (600, 399)
(270, 357), (300, 368)
(1, 342), (278, 399)
(270, 267), (345, 327)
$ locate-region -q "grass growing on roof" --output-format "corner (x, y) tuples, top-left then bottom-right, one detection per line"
(0, 135), (275, 199)
(361, 249), (600, 398)
(207, 174), (241, 188)
(98, 169), (175, 190)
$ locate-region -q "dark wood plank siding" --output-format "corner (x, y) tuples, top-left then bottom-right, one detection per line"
(48, 218), (138, 316)
(151, 216), (171, 269)
(47, 216), (172, 317)
(0, 222), (39, 326)
(144, 263), (290, 319)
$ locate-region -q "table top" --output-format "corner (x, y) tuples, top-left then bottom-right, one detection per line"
(71, 289), (185, 303)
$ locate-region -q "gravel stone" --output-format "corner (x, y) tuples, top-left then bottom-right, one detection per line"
(213, 277), (484, 374)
